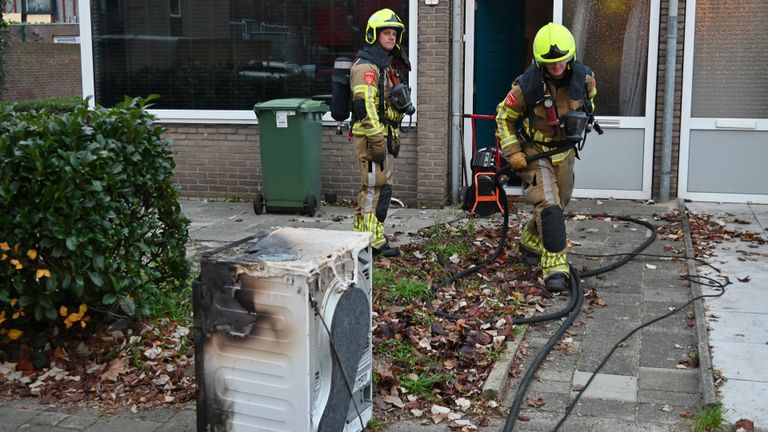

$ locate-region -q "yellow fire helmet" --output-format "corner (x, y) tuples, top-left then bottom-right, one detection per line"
(532, 22), (576, 65)
(365, 8), (405, 48)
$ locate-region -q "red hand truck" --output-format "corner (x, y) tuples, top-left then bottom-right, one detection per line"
(462, 114), (506, 217)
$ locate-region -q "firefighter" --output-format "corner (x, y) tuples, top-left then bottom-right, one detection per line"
(350, 8), (412, 257)
(495, 22), (597, 292)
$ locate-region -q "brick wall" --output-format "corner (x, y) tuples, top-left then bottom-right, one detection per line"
(652, 0), (685, 199)
(166, 124), (419, 204)
(414, 1), (452, 207)
(167, 124), (262, 198)
(1, 24), (81, 101)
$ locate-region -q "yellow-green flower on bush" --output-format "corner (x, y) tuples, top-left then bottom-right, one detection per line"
(60, 304), (90, 329)
(35, 268), (51, 280)
(0, 328), (23, 340)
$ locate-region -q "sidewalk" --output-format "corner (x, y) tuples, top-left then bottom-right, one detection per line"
(0, 198), (762, 431)
(685, 202), (768, 428)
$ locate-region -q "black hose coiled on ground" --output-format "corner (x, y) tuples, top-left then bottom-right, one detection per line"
(503, 214), (658, 431)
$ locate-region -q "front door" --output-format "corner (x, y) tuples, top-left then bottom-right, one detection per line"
(464, 0), (659, 199)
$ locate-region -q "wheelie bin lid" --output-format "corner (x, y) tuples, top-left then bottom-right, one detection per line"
(253, 98), (328, 113)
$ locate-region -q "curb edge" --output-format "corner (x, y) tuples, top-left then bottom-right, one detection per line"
(679, 199), (718, 406)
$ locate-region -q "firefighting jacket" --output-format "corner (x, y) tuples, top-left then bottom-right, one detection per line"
(496, 61), (597, 164)
(350, 44), (403, 145)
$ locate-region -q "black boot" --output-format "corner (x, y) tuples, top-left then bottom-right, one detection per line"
(544, 272), (570, 293)
(373, 242), (400, 258)
(519, 246), (540, 267)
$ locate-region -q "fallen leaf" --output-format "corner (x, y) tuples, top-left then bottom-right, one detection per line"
(645, 263), (657, 270)
(455, 397), (471, 411)
(383, 395), (405, 408)
(661, 404), (673, 412)
(734, 419), (754, 432)
(737, 275), (751, 283)
(100, 356), (129, 382)
(430, 404), (451, 424)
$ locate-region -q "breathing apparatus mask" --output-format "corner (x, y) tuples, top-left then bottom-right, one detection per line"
(390, 83), (415, 115)
(562, 110), (588, 143)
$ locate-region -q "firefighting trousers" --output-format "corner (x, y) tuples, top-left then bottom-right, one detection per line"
(353, 134), (394, 249)
(517, 149), (575, 278)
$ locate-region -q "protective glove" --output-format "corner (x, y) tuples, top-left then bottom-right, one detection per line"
(508, 152), (527, 171)
(389, 128), (401, 158)
(370, 138), (387, 163)
(385, 106), (405, 123)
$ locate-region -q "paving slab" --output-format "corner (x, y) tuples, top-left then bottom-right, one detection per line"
(639, 328), (696, 369)
(638, 367), (699, 393)
(706, 310), (768, 344)
(716, 378), (768, 426)
(710, 340), (768, 382)
(0, 406), (42, 431)
(55, 407), (101, 429)
(571, 371), (637, 402)
(637, 389), (701, 406)
(570, 398), (636, 421)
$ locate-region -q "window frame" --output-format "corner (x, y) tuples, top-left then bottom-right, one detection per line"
(169, 0), (181, 18)
(78, 0), (418, 125)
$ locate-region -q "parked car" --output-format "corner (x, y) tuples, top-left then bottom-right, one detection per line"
(238, 61), (304, 78)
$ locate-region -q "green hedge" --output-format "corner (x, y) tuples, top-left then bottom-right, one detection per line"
(0, 96), (190, 333)
(7, 95), (83, 114)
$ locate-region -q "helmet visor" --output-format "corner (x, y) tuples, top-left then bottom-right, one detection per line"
(540, 44), (572, 61)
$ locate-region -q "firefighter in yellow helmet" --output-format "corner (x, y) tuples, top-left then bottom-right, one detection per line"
(495, 22), (597, 292)
(350, 8), (413, 257)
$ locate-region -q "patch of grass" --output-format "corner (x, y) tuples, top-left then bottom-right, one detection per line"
(389, 279), (431, 302)
(376, 339), (416, 366)
(465, 219), (477, 237)
(222, 195), (243, 203)
(409, 308), (435, 327)
(366, 419), (387, 431)
(687, 349), (700, 367)
(151, 277), (194, 325)
(425, 239), (471, 257)
(372, 269), (396, 288)
(689, 403), (726, 432)
(400, 370), (451, 397)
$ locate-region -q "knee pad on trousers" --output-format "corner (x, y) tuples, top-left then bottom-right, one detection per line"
(375, 185), (392, 222)
(540, 205), (566, 252)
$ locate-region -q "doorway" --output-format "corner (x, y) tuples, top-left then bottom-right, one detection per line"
(464, 0), (658, 199)
(463, 0), (550, 189)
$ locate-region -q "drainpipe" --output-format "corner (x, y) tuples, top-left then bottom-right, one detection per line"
(659, 0), (678, 202)
(450, 0), (463, 203)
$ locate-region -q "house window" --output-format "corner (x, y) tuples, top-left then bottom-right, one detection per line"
(690, 0), (767, 118)
(23, 0), (53, 14)
(563, 0), (651, 117)
(169, 0), (181, 17)
(89, 1), (410, 112)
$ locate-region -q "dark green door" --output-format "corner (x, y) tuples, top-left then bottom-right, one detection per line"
(473, 0), (526, 151)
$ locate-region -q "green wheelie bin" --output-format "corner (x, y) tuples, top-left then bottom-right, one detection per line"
(252, 98), (328, 216)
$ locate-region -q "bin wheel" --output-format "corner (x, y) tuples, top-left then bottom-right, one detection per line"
(305, 195), (318, 217)
(253, 192), (265, 215)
